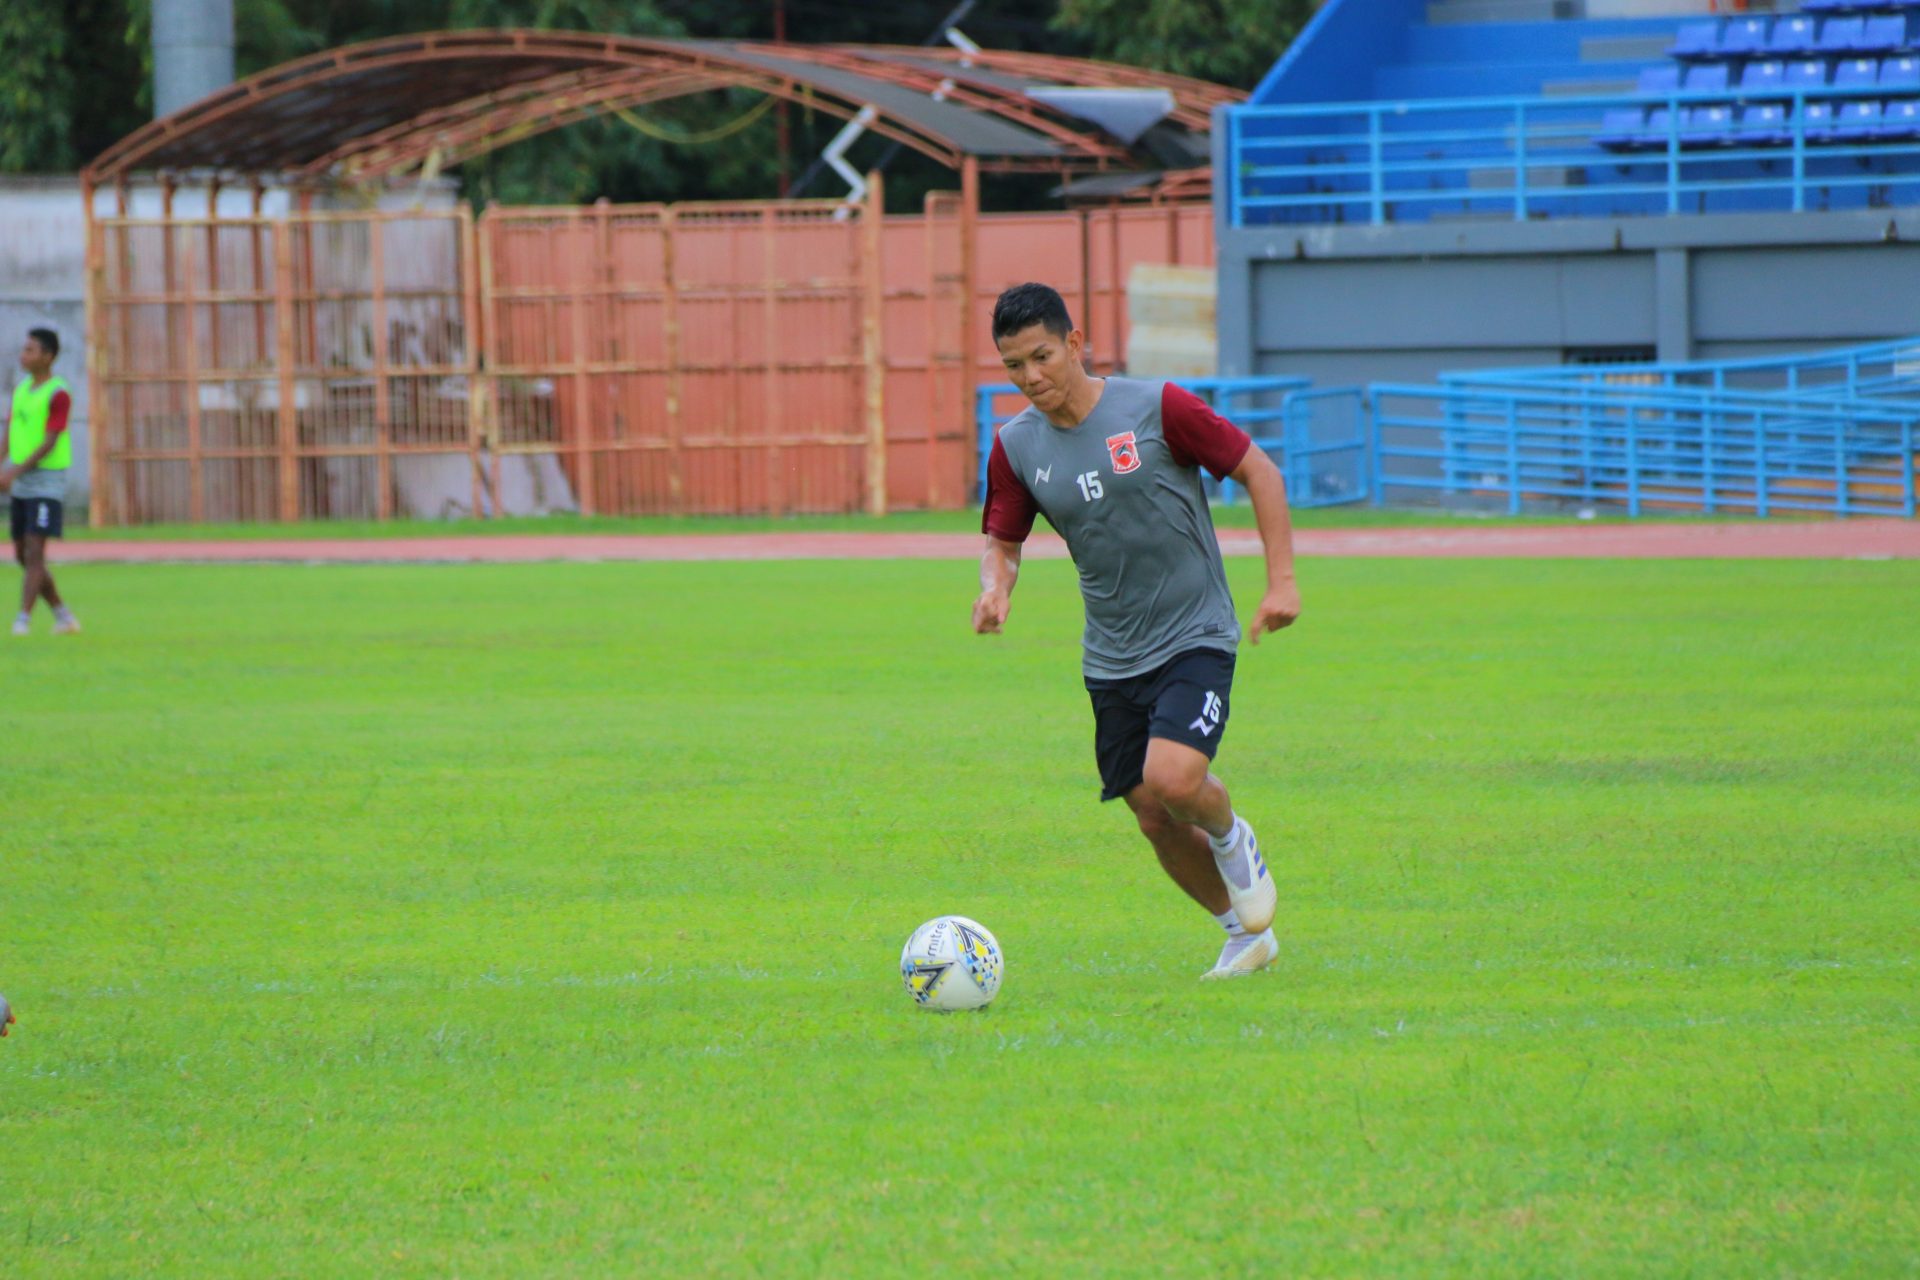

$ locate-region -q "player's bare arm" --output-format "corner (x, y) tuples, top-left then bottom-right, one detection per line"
(0, 430), (60, 490)
(1230, 446), (1302, 643)
(973, 536), (1023, 633)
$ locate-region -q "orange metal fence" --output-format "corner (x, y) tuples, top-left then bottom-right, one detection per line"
(90, 209), (480, 524)
(88, 192), (1213, 525)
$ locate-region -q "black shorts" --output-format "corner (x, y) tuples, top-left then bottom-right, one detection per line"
(1086, 646), (1236, 802)
(10, 497), (63, 541)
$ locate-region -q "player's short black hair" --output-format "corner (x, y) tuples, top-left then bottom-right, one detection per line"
(26, 328), (59, 360)
(991, 283), (1073, 344)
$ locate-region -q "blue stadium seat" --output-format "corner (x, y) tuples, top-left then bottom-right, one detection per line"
(1643, 108), (1677, 148)
(1682, 105), (1737, 146)
(1734, 103), (1790, 146)
(1786, 61), (1831, 94)
(1802, 101), (1839, 142)
(1835, 100), (1884, 140)
(1596, 108), (1648, 151)
(1880, 98), (1920, 136)
(1817, 18), (1866, 56)
(1882, 55), (1920, 91)
(1638, 64), (1682, 95)
(1768, 17), (1819, 56)
(1800, 0), (1848, 11)
(1669, 21), (1721, 60)
(1835, 57), (1883, 91)
(1721, 19), (1773, 58)
(1741, 60), (1787, 94)
(1858, 16), (1909, 53)
(1684, 64), (1732, 94)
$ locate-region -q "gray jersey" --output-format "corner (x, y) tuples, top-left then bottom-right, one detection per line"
(984, 376), (1253, 679)
(12, 467), (67, 502)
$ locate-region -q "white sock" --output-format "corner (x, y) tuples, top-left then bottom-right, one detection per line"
(53, 605), (74, 623)
(1207, 815), (1241, 855)
(13, 611), (27, 625)
(1212, 907), (1245, 937)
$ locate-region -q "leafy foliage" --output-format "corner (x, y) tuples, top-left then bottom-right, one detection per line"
(1053, 0), (1315, 88)
(0, 0), (76, 170)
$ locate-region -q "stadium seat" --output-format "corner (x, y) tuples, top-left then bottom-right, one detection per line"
(1638, 64), (1682, 96)
(1721, 19), (1773, 58)
(1882, 55), (1920, 91)
(1786, 61), (1831, 94)
(1835, 100), (1884, 140)
(1817, 18), (1866, 56)
(1669, 21), (1721, 59)
(1802, 101), (1839, 142)
(1682, 105), (1737, 146)
(1835, 57), (1883, 91)
(1596, 107), (1649, 150)
(1643, 108), (1678, 148)
(1799, 0), (1848, 11)
(1684, 63), (1732, 94)
(1734, 103), (1791, 146)
(1741, 60), (1787, 94)
(1769, 17), (1819, 56)
(1858, 16), (1909, 53)
(1880, 98), (1920, 137)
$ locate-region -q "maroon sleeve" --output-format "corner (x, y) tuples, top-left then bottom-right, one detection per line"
(981, 433), (1038, 543)
(1161, 383), (1252, 480)
(45, 390), (71, 438)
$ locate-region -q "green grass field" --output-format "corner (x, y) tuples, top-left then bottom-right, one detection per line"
(4, 555), (1917, 1277)
(63, 504), (1733, 542)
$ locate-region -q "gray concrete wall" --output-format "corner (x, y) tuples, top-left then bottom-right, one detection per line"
(2, 178), (93, 508)
(1217, 202), (1920, 388)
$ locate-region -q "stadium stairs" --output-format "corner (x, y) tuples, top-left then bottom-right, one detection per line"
(1237, 0), (1920, 221)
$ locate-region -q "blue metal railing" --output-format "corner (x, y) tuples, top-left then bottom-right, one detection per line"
(974, 377), (1371, 508)
(1227, 86), (1920, 227)
(1371, 381), (1919, 516)
(1445, 335), (1920, 402)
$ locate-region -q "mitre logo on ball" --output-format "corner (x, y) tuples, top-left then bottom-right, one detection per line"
(1106, 431), (1141, 474)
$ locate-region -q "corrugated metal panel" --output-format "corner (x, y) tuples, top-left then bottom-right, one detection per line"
(88, 196), (1215, 524)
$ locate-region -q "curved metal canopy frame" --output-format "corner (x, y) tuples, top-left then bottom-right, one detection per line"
(84, 29), (1239, 189)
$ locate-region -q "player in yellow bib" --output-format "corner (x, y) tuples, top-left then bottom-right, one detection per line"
(1, 329), (81, 635)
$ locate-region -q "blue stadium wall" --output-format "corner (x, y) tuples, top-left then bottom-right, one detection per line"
(1216, 0), (1920, 386)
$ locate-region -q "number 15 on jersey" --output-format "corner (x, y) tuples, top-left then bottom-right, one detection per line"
(1076, 470), (1103, 502)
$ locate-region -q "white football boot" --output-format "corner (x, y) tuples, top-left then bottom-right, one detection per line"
(52, 614), (81, 636)
(1202, 928), (1278, 981)
(1212, 817), (1275, 935)
(9, 615), (28, 637)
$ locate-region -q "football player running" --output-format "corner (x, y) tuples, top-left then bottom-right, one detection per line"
(973, 283), (1301, 980)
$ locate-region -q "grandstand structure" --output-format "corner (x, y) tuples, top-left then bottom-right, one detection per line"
(1202, 0), (1919, 517)
(1216, 0), (1920, 388)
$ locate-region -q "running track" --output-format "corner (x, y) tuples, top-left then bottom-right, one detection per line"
(59, 519), (1920, 564)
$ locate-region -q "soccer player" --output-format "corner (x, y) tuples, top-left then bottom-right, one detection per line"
(2, 328), (81, 636)
(972, 283), (1301, 980)
(0, 990), (12, 1037)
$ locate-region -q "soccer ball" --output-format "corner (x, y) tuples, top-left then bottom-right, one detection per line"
(900, 915), (1004, 1012)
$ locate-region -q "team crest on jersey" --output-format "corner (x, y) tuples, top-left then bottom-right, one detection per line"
(1105, 431), (1142, 474)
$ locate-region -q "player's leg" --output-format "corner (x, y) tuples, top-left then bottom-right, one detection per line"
(1140, 739), (1234, 838)
(1122, 786), (1228, 913)
(11, 501), (31, 634)
(1137, 651), (1276, 937)
(24, 502), (77, 632)
(1093, 662), (1274, 978)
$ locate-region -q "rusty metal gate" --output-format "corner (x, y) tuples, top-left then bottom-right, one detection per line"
(89, 209), (481, 524)
(87, 190), (1210, 525)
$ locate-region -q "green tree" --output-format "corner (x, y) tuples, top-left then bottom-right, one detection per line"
(0, 0), (76, 170)
(1052, 0), (1312, 88)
